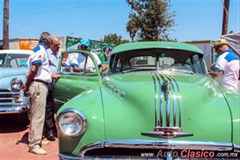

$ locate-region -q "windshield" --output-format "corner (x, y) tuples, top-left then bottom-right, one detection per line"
(0, 53), (29, 67)
(109, 49), (207, 75)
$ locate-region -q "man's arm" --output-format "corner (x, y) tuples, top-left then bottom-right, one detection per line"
(72, 65), (91, 72)
(22, 63), (40, 93)
(98, 65), (103, 74)
(209, 62), (224, 78)
(209, 70), (224, 78)
(72, 66), (83, 72)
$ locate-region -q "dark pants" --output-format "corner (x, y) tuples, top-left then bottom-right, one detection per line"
(44, 84), (56, 136)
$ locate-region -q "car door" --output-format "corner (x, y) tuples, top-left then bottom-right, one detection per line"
(53, 51), (101, 112)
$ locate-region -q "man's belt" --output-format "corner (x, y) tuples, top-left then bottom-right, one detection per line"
(33, 79), (49, 86)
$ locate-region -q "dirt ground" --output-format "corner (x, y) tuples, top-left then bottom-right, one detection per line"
(0, 114), (59, 160)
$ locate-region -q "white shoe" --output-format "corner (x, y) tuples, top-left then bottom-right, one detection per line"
(29, 146), (47, 155)
(41, 139), (49, 146)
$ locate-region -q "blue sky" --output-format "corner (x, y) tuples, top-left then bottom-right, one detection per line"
(0, 0), (239, 42)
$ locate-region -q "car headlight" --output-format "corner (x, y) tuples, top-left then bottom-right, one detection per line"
(57, 109), (87, 137)
(11, 78), (23, 90)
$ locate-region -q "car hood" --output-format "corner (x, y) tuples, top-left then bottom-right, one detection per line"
(103, 71), (221, 101)
(0, 67), (27, 79)
(0, 67), (27, 88)
(102, 70), (232, 142)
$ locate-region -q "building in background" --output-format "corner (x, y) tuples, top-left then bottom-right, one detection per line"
(0, 36), (116, 63)
(184, 32), (240, 69)
(0, 38), (39, 50)
(0, 36), (66, 51)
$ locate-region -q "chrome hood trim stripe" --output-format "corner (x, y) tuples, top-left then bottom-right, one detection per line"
(162, 71), (182, 127)
(143, 71), (192, 138)
(152, 73), (162, 127)
(79, 140), (237, 157)
(54, 99), (66, 105)
(151, 71), (182, 128)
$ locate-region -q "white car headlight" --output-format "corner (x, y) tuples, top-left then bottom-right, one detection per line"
(11, 78), (23, 90)
(57, 109), (87, 137)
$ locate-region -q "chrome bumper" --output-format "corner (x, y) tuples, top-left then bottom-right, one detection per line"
(58, 140), (240, 160)
(0, 103), (30, 114)
(0, 89), (30, 114)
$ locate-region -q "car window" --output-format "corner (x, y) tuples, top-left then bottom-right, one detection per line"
(131, 56), (156, 66)
(110, 55), (122, 73)
(0, 54), (7, 66)
(191, 54), (206, 74)
(0, 53), (29, 67)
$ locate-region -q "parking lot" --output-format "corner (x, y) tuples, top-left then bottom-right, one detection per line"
(0, 114), (58, 160)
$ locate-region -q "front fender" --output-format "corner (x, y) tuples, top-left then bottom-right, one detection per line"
(221, 90), (240, 145)
(57, 87), (105, 155)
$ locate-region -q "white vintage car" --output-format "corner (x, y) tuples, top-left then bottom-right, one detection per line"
(0, 50), (32, 124)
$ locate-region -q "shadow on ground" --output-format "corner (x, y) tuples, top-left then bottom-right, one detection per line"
(16, 132), (29, 146)
(0, 114), (29, 133)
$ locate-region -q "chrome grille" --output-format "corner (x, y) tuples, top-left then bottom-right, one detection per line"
(0, 89), (12, 103)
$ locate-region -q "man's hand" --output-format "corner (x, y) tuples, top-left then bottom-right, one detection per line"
(85, 67), (92, 72)
(21, 83), (29, 94)
(209, 70), (224, 78)
(52, 73), (60, 80)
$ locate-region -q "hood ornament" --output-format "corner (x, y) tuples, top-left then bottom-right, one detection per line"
(162, 81), (170, 101)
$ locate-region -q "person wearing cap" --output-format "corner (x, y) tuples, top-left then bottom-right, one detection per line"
(70, 38), (103, 74)
(210, 38), (239, 92)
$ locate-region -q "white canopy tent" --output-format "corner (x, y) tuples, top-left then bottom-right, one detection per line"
(221, 32), (240, 57)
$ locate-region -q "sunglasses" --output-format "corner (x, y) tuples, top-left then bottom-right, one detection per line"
(81, 45), (88, 49)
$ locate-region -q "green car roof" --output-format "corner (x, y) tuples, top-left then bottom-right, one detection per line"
(112, 41), (203, 54)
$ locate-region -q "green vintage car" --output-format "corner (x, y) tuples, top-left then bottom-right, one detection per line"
(54, 42), (240, 160)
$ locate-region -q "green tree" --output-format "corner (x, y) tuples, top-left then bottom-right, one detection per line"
(126, 0), (176, 41)
(103, 33), (130, 46)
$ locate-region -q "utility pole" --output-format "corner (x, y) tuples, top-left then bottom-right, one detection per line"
(221, 0), (230, 35)
(3, 0), (9, 49)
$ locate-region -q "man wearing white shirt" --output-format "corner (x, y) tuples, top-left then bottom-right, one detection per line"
(44, 36), (60, 141)
(210, 38), (239, 92)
